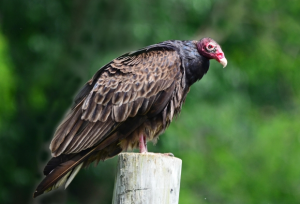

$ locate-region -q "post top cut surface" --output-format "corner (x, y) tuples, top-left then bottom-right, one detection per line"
(118, 152), (182, 163)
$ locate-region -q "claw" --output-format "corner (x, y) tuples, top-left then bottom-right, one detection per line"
(162, 153), (174, 157)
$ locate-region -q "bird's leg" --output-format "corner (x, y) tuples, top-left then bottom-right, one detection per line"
(138, 134), (173, 156)
(139, 134), (148, 153)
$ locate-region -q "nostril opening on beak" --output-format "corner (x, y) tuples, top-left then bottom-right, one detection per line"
(217, 53), (224, 59)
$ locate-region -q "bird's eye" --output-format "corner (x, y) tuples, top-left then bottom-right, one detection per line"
(206, 44), (215, 51)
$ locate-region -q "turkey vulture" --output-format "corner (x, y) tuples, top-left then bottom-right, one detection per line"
(33, 38), (227, 197)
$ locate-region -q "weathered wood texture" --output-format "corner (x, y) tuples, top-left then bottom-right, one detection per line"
(112, 153), (182, 204)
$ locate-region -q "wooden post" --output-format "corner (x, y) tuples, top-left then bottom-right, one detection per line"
(112, 153), (182, 204)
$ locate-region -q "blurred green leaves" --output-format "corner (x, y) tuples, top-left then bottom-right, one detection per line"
(0, 32), (15, 120)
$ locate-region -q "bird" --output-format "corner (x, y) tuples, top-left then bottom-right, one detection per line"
(33, 37), (227, 198)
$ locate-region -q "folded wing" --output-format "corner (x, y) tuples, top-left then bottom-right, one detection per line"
(50, 49), (182, 157)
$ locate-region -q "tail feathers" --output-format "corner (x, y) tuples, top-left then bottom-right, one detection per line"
(33, 147), (96, 198)
(34, 156), (82, 198)
(44, 171), (72, 193)
(43, 154), (76, 176)
(34, 117), (130, 198)
(39, 162), (83, 196)
(65, 163), (83, 189)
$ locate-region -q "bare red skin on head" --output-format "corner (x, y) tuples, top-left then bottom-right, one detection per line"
(196, 38), (225, 63)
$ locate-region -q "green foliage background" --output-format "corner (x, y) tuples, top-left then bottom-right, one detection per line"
(0, 0), (299, 203)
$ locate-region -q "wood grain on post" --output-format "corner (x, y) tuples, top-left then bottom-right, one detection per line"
(112, 153), (182, 204)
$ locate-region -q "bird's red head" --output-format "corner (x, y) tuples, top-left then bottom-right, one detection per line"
(196, 38), (227, 68)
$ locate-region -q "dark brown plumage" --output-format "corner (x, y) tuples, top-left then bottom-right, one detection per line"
(34, 38), (227, 198)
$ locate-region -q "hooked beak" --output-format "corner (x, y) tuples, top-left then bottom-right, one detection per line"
(215, 48), (227, 68)
(219, 57), (227, 68)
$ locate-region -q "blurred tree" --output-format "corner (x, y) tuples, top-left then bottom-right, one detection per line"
(0, 0), (299, 204)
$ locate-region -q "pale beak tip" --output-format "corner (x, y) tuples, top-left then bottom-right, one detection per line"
(220, 57), (227, 68)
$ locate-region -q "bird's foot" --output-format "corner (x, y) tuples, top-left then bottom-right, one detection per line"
(138, 135), (173, 157)
(138, 152), (174, 157)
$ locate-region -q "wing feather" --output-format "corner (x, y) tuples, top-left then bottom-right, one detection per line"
(50, 49), (182, 156)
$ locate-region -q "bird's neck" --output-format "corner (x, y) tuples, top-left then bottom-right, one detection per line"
(184, 57), (210, 86)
